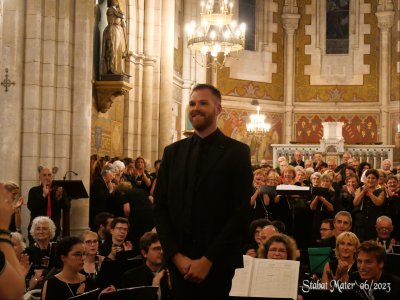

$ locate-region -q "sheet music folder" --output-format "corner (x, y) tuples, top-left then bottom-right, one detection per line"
(276, 185), (310, 196)
(68, 288), (100, 300)
(98, 286), (158, 300)
(97, 257), (143, 289)
(53, 180), (89, 199)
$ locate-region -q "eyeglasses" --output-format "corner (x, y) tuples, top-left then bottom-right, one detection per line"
(84, 239), (98, 245)
(268, 248), (287, 254)
(71, 252), (87, 258)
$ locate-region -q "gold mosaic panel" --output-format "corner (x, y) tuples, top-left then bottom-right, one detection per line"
(217, 0), (284, 101)
(295, 0), (379, 102)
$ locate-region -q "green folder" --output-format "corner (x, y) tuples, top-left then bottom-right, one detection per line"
(308, 247), (332, 274)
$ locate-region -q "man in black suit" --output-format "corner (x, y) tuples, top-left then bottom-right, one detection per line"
(153, 84), (253, 300)
(122, 232), (171, 299)
(27, 167), (68, 243)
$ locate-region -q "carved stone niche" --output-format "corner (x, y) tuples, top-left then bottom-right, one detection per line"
(94, 80), (132, 113)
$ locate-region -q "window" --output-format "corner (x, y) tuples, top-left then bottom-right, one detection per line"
(326, 0), (350, 54)
(239, 0), (256, 51)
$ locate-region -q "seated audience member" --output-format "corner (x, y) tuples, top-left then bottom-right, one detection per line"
(384, 175), (400, 240)
(24, 216), (57, 290)
(122, 232), (171, 299)
(375, 216), (397, 253)
(310, 174), (335, 240)
(381, 159), (393, 175)
(259, 225), (278, 246)
(321, 232), (359, 284)
(94, 212), (114, 245)
(80, 230), (105, 281)
(250, 169), (270, 220)
(349, 240), (400, 300)
(353, 169), (385, 241)
(337, 173), (358, 212)
(10, 231), (27, 260)
(27, 167), (68, 244)
(243, 219), (271, 257)
(318, 211), (352, 249)
(99, 217), (133, 259)
(317, 219), (334, 244)
(290, 150), (305, 167)
(0, 183), (25, 300)
(4, 181), (24, 232)
(304, 160), (313, 170)
(377, 170), (387, 188)
(271, 220), (286, 234)
(89, 165), (116, 231)
(42, 237), (114, 300)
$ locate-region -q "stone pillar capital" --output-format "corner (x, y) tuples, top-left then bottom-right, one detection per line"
(282, 14), (301, 34)
(375, 11), (395, 31)
(283, 0), (298, 14)
(143, 56), (157, 66)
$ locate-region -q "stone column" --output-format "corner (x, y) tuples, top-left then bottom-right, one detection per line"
(159, 0), (175, 152)
(141, 0), (156, 162)
(69, 0), (94, 235)
(0, 0), (24, 182)
(376, 2), (394, 144)
(282, 2), (300, 144)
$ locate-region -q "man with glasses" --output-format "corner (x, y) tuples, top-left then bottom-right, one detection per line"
(122, 232), (171, 299)
(318, 211), (352, 248)
(375, 216), (396, 253)
(99, 217), (133, 259)
(319, 218), (334, 240)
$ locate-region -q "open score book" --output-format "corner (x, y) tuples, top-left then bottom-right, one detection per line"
(230, 255), (300, 299)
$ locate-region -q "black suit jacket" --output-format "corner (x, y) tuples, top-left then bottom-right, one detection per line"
(89, 176), (113, 230)
(27, 184), (68, 234)
(289, 160), (305, 168)
(153, 129), (253, 269)
(122, 264), (171, 300)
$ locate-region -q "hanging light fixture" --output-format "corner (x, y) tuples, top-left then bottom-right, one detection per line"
(185, 0), (246, 68)
(246, 105), (271, 135)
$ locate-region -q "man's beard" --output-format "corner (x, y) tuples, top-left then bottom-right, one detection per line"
(189, 112), (214, 132)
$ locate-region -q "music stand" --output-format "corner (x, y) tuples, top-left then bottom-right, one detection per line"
(308, 247), (331, 275)
(53, 180), (89, 236)
(98, 286), (158, 300)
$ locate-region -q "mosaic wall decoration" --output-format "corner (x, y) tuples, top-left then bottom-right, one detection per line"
(390, 112), (400, 163)
(391, 1), (400, 102)
(294, 113), (380, 144)
(217, 0), (284, 101)
(217, 108), (284, 162)
(295, 0), (379, 102)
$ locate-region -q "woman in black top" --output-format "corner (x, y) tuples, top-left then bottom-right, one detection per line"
(42, 237), (95, 300)
(80, 231), (105, 281)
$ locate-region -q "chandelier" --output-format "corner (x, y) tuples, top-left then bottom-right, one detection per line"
(246, 105), (271, 135)
(185, 0), (246, 68)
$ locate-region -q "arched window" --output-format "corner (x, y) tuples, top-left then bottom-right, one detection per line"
(326, 0), (350, 54)
(239, 0), (256, 51)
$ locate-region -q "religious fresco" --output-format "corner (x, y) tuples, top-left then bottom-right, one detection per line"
(391, 0), (400, 102)
(390, 112), (400, 163)
(294, 113), (380, 144)
(217, 0), (284, 101)
(296, 0), (379, 102)
(217, 108), (284, 162)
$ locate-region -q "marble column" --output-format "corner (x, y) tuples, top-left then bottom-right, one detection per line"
(141, 0), (156, 162)
(159, 0), (175, 152)
(282, 2), (300, 144)
(376, 2), (395, 144)
(69, 0), (94, 235)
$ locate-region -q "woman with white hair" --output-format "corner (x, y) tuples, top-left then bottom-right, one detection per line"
(24, 216), (57, 290)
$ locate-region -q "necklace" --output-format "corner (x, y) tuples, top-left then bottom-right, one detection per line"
(64, 275), (81, 297)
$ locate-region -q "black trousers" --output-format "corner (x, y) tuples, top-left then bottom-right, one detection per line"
(169, 263), (235, 300)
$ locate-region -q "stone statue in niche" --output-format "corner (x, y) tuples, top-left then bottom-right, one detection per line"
(100, 0), (127, 76)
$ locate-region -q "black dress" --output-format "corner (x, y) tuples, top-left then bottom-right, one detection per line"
(42, 276), (91, 300)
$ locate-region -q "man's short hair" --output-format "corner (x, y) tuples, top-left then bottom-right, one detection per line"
(111, 217), (130, 229)
(154, 159), (161, 167)
(139, 231), (160, 253)
(376, 215), (393, 226)
(357, 240), (386, 263)
(321, 218), (334, 230)
(94, 212), (114, 230)
(334, 211), (352, 225)
(191, 83), (222, 103)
